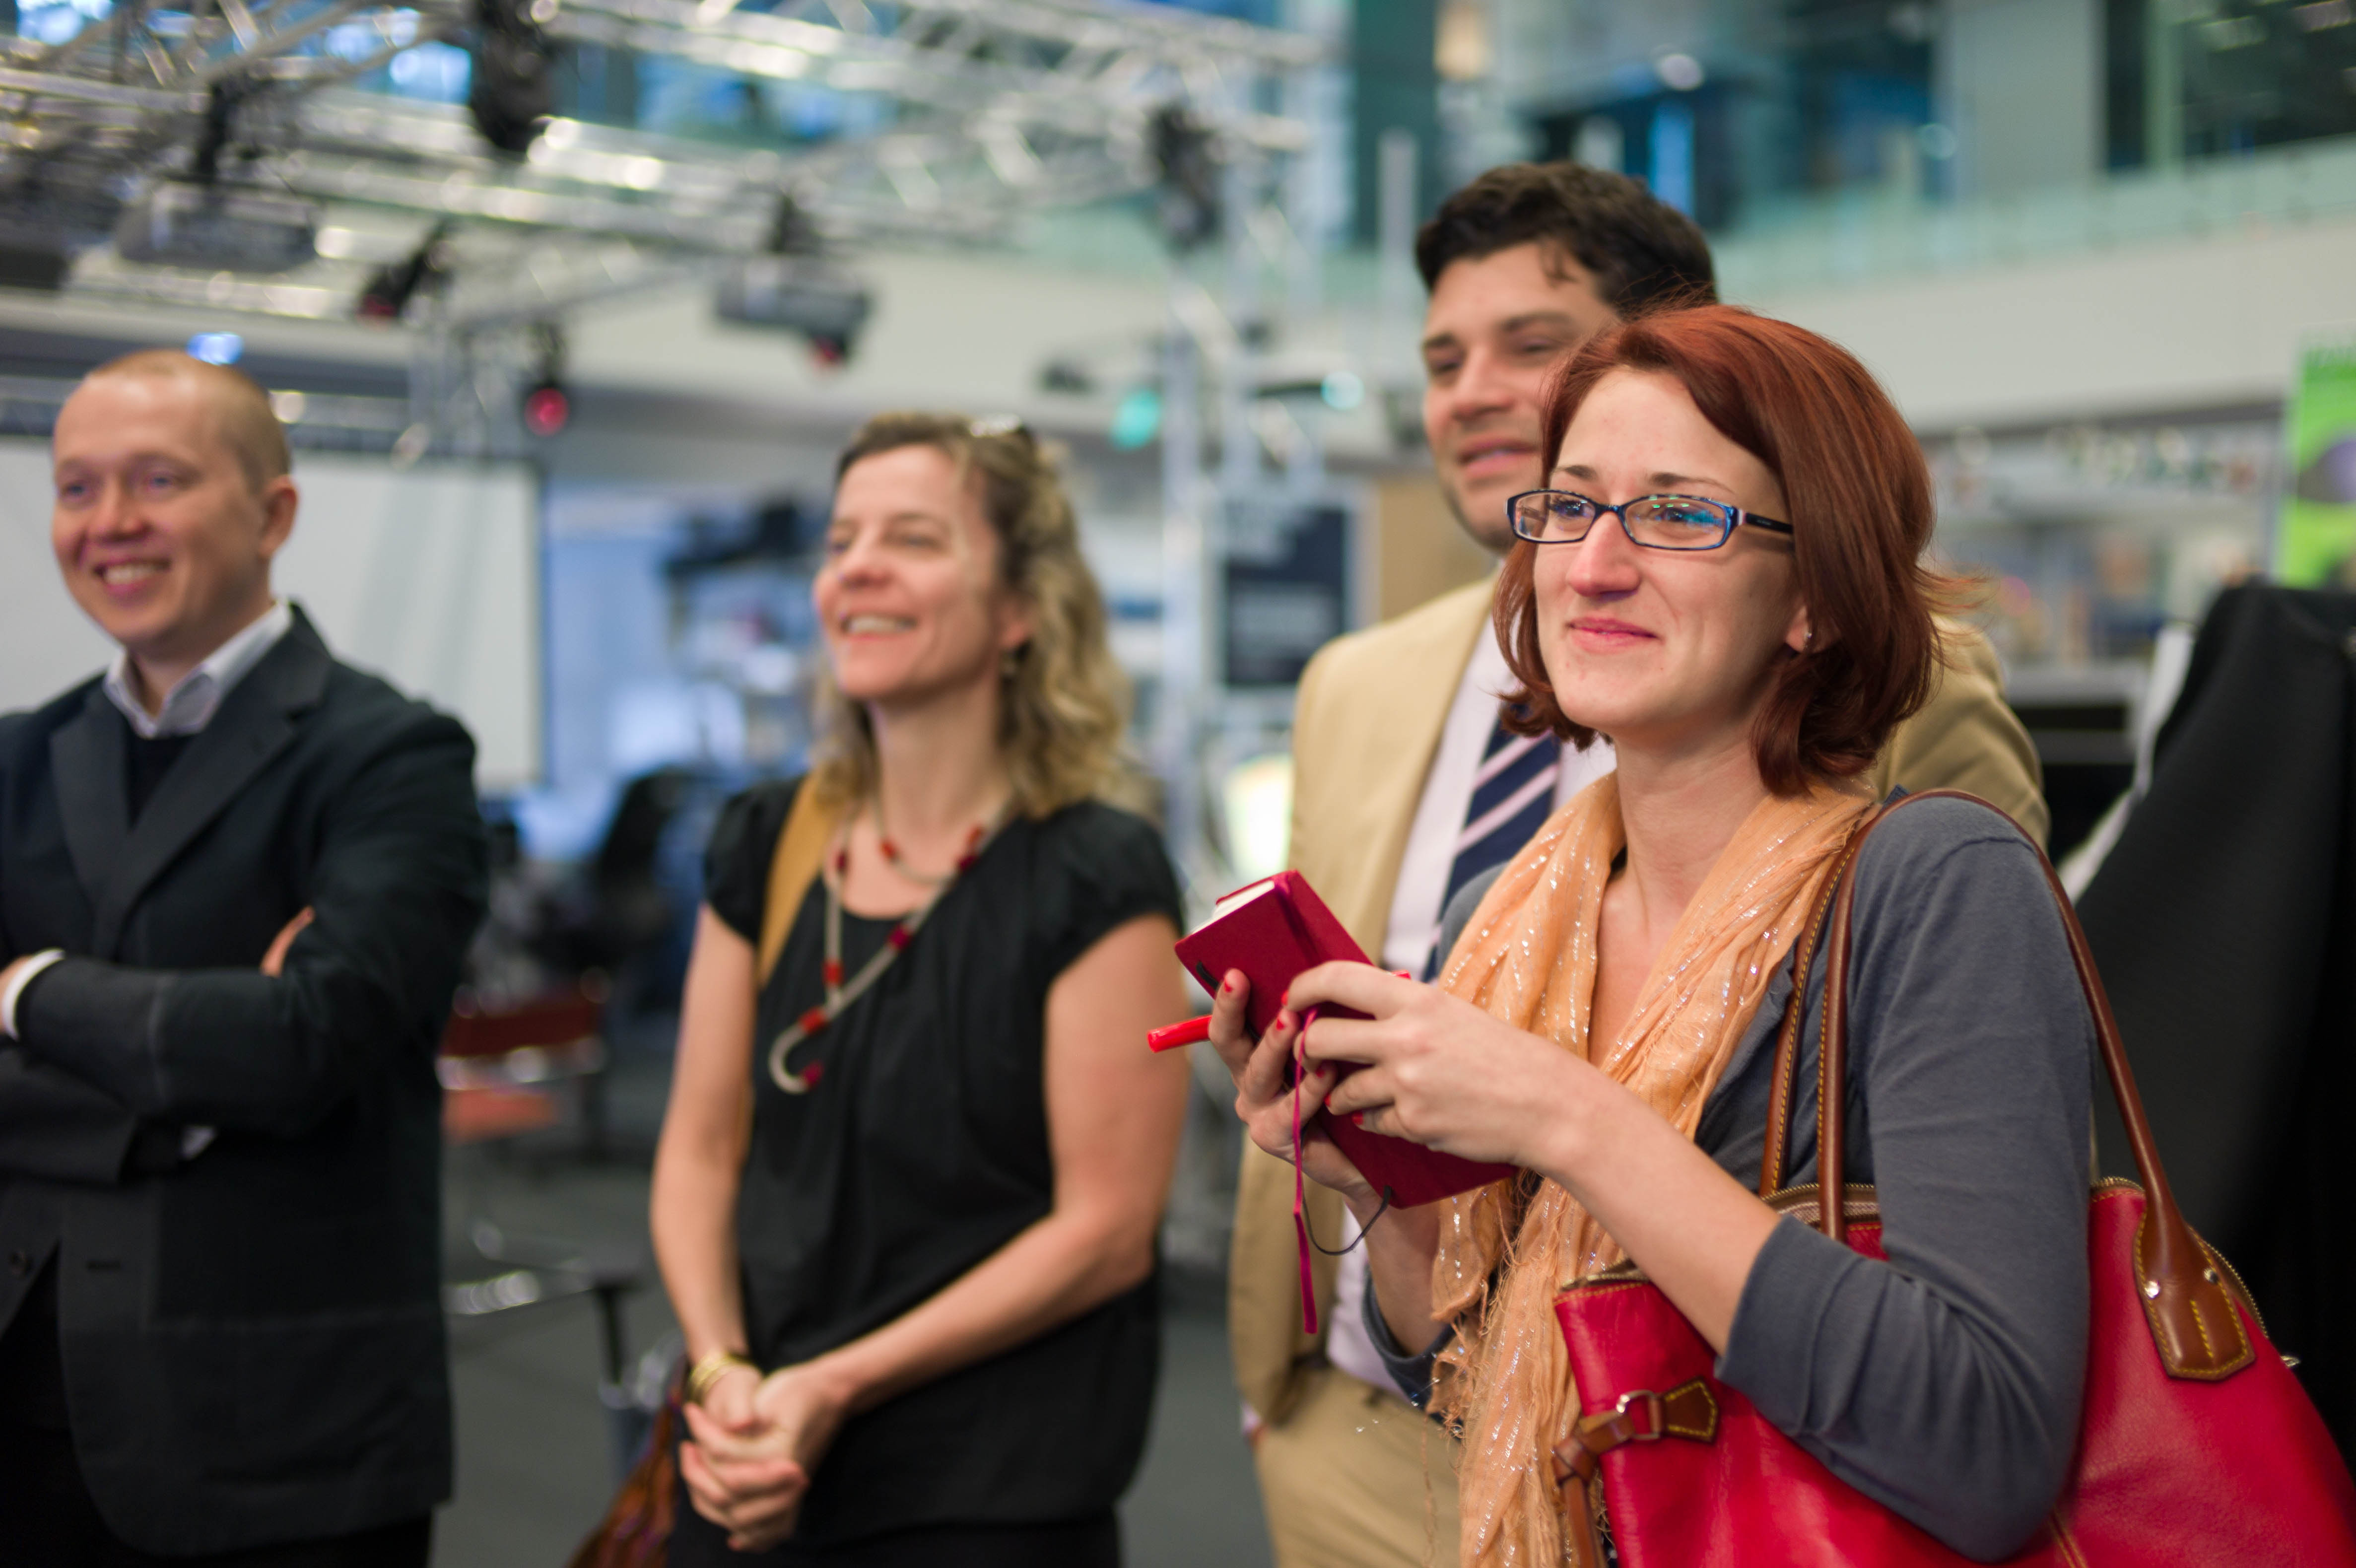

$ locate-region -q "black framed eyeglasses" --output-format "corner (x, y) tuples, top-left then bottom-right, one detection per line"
(1507, 489), (1795, 551)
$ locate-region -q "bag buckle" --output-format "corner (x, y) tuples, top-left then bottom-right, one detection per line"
(1552, 1379), (1721, 1490)
(1612, 1389), (1667, 1442)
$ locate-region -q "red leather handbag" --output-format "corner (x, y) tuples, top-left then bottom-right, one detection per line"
(1548, 791), (2356, 1568)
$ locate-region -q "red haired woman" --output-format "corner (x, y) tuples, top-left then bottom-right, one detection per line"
(1211, 307), (2091, 1565)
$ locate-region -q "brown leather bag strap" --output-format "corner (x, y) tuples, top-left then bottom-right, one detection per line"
(1757, 819), (1876, 1198)
(1787, 787), (2252, 1379)
(1814, 822), (1871, 1247)
(756, 779), (847, 988)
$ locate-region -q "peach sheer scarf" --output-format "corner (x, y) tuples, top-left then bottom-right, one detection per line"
(1426, 773), (1873, 1568)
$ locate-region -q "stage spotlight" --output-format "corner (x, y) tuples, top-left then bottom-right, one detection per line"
(714, 198), (871, 366)
(116, 184), (318, 273)
(358, 223), (452, 322)
(521, 381), (570, 437)
(117, 85), (318, 273)
(716, 256), (873, 365)
(1150, 105), (1220, 251)
(519, 321), (569, 437)
(468, 0), (556, 156)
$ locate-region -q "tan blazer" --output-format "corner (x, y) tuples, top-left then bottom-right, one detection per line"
(1231, 577), (2047, 1424)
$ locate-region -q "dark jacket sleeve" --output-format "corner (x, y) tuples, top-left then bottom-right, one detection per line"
(15, 713), (487, 1139)
(0, 1047), (143, 1182)
(0, 705), (147, 1181)
(1717, 807), (2092, 1562)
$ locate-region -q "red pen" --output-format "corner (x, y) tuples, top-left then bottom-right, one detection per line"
(1146, 1016), (1212, 1053)
(1147, 969), (1413, 1053)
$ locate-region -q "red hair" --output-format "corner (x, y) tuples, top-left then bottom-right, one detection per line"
(1495, 304), (1953, 795)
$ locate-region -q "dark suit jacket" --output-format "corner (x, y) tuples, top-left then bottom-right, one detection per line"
(2078, 584), (2356, 1459)
(0, 608), (488, 1553)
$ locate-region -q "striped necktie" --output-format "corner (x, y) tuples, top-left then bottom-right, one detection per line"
(1426, 708), (1559, 977)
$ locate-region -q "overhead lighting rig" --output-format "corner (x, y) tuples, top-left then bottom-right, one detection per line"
(0, 0), (1327, 440)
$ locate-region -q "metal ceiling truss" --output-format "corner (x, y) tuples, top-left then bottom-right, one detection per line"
(0, 0), (1321, 325)
(0, 367), (411, 445)
(545, 0), (1315, 155)
(0, 0), (456, 194)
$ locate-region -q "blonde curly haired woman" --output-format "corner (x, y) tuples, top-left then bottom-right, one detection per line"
(652, 414), (1190, 1568)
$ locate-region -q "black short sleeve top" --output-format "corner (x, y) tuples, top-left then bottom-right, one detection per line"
(701, 780), (1183, 1546)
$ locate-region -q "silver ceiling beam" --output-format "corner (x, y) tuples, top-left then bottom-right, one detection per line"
(545, 0), (1313, 149)
(0, 0), (1322, 324)
(255, 88), (1167, 256)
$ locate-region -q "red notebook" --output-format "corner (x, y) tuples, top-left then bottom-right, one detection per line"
(1174, 871), (1515, 1210)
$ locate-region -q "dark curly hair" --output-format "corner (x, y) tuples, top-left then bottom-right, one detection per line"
(1415, 161), (1715, 314)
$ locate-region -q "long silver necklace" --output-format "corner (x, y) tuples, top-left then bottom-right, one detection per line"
(765, 802), (1009, 1094)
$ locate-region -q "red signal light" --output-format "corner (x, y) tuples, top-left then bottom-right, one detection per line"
(521, 382), (570, 438)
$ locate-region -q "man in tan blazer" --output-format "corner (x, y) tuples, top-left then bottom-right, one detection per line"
(1234, 163), (2046, 1568)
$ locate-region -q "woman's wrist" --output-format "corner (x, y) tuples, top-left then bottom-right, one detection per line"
(1522, 1053), (1623, 1192)
(686, 1348), (758, 1405)
(778, 1347), (873, 1419)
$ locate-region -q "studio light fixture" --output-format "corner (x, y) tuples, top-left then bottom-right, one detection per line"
(1149, 104), (1221, 251)
(114, 185), (320, 273)
(715, 198), (872, 365)
(519, 320), (570, 437)
(114, 82), (319, 275)
(358, 223), (454, 322)
(469, 0), (557, 157)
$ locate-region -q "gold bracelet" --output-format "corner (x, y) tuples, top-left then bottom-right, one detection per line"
(685, 1349), (756, 1406)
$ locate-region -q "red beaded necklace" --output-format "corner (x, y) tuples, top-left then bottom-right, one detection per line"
(765, 803), (1009, 1095)
(875, 820), (954, 887)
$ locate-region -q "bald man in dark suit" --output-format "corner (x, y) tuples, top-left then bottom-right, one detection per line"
(0, 352), (487, 1565)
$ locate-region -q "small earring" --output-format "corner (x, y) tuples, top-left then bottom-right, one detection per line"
(1000, 646), (1022, 680)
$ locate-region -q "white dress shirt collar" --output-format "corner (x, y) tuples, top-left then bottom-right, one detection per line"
(102, 599), (295, 740)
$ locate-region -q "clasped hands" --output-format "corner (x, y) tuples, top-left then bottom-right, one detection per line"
(1204, 962), (1586, 1201)
(679, 1360), (854, 1553)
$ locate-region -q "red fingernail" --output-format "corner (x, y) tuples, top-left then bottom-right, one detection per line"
(1350, 1111), (1365, 1127)
(1278, 987), (1288, 1007)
